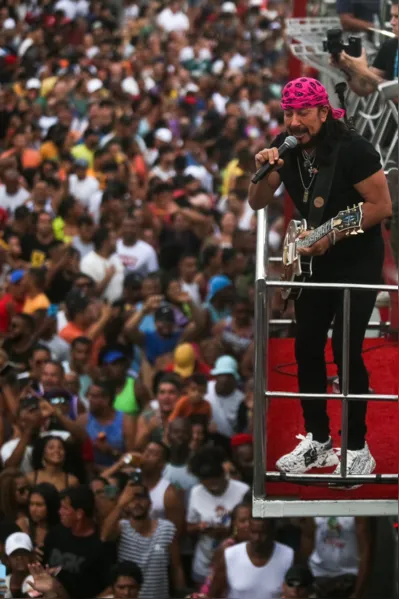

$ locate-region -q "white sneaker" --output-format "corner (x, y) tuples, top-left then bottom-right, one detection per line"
(375, 291), (390, 308)
(333, 443), (376, 489)
(276, 433), (339, 474)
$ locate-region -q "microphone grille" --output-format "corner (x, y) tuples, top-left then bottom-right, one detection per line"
(285, 136), (298, 149)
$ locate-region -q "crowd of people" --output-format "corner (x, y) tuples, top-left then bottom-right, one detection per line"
(0, 0), (393, 597)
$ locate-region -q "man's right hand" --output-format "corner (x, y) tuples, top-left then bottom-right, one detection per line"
(117, 481), (137, 508)
(254, 147), (284, 172)
(330, 48), (368, 73)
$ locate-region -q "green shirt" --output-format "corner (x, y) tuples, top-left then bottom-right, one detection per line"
(113, 377), (139, 415)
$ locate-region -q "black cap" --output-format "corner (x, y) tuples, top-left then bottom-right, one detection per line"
(285, 565), (314, 587)
(154, 305), (175, 323)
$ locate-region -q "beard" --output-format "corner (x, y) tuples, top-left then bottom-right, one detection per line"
(288, 122), (326, 150)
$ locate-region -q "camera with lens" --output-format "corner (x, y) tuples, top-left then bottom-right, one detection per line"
(323, 28), (362, 60)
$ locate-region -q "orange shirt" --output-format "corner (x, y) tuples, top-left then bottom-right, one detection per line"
(169, 395), (212, 422)
(59, 322), (104, 365)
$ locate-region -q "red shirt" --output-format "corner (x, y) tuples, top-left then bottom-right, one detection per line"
(0, 293), (24, 333)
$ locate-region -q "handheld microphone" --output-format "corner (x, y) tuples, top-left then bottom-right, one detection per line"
(251, 136), (298, 184)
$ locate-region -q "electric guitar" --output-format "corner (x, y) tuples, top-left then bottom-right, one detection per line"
(281, 203), (364, 301)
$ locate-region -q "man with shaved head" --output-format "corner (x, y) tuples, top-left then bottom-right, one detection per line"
(0, 169), (29, 215)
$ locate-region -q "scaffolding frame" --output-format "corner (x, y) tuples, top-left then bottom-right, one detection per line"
(253, 208), (398, 518)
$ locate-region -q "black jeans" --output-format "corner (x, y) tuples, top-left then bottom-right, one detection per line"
(294, 286), (377, 450)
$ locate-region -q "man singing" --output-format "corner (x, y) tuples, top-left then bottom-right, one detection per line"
(249, 78), (392, 479)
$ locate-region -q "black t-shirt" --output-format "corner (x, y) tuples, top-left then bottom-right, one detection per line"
(43, 525), (115, 599)
(373, 38), (398, 81)
(271, 130), (384, 282)
(21, 235), (58, 266)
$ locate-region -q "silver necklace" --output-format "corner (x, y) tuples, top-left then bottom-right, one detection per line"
(297, 156), (318, 204)
(302, 150), (316, 177)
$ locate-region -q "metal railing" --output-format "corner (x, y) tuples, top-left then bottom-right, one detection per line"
(252, 208), (398, 518)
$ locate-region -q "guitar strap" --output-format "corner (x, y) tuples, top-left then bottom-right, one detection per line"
(306, 141), (342, 229)
(281, 141), (342, 310)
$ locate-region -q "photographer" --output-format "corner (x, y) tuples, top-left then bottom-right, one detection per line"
(333, 0), (398, 96)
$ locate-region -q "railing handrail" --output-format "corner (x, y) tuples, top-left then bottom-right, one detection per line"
(252, 205), (398, 515)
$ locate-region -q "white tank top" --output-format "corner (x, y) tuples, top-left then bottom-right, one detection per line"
(225, 541), (294, 599)
(149, 477), (170, 520)
(309, 517), (359, 578)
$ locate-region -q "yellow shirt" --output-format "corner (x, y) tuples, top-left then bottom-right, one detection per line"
(23, 293), (50, 314)
(40, 141), (59, 162)
(221, 159), (243, 197)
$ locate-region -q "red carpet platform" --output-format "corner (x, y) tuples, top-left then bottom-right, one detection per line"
(265, 338), (398, 500)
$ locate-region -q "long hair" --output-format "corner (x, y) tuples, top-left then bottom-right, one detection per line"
(28, 483), (60, 529)
(314, 110), (352, 166)
(0, 469), (25, 521)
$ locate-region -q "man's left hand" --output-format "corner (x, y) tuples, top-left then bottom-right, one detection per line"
(297, 232), (330, 257)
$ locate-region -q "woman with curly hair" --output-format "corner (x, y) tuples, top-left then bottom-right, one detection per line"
(27, 436), (79, 492)
(0, 468), (30, 523)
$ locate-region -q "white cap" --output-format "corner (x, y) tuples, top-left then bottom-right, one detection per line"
(87, 78), (103, 94)
(212, 59), (225, 75)
(179, 47), (194, 62)
(249, 0), (262, 6)
(5, 533), (33, 556)
(261, 9), (279, 19)
(185, 82), (199, 94)
(4, 18), (16, 30)
(121, 76), (139, 96)
(144, 77), (156, 92)
(26, 78), (41, 90)
(155, 128), (172, 144)
(221, 2), (237, 13)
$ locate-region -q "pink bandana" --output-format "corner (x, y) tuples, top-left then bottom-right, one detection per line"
(281, 77), (345, 120)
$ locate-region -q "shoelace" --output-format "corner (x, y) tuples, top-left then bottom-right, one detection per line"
(291, 433), (314, 454)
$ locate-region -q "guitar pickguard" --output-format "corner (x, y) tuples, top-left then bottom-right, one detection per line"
(280, 204), (364, 302)
(281, 219), (310, 300)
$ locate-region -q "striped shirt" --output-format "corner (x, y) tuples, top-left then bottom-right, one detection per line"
(118, 518), (176, 599)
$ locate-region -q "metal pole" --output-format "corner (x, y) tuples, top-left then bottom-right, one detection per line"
(267, 280), (398, 292)
(340, 289), (351, 477)
(265, 391), (397, 401)
(269, 318), (389, 328)
(253, 208), (268, 500)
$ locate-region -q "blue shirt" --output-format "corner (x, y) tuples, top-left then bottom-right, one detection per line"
(86, 411), (124, 467)
(143, 331), (181, 365)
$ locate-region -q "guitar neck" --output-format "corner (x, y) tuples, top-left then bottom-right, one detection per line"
(297, 220), (332, 249)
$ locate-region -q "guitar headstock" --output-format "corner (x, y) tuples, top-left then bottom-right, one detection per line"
(332, 203), (364, 236)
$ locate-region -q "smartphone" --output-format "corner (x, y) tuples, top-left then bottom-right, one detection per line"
(19, 396), (40, 412)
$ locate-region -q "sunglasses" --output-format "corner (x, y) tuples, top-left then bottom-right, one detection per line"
(17, 486), (30, 494)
